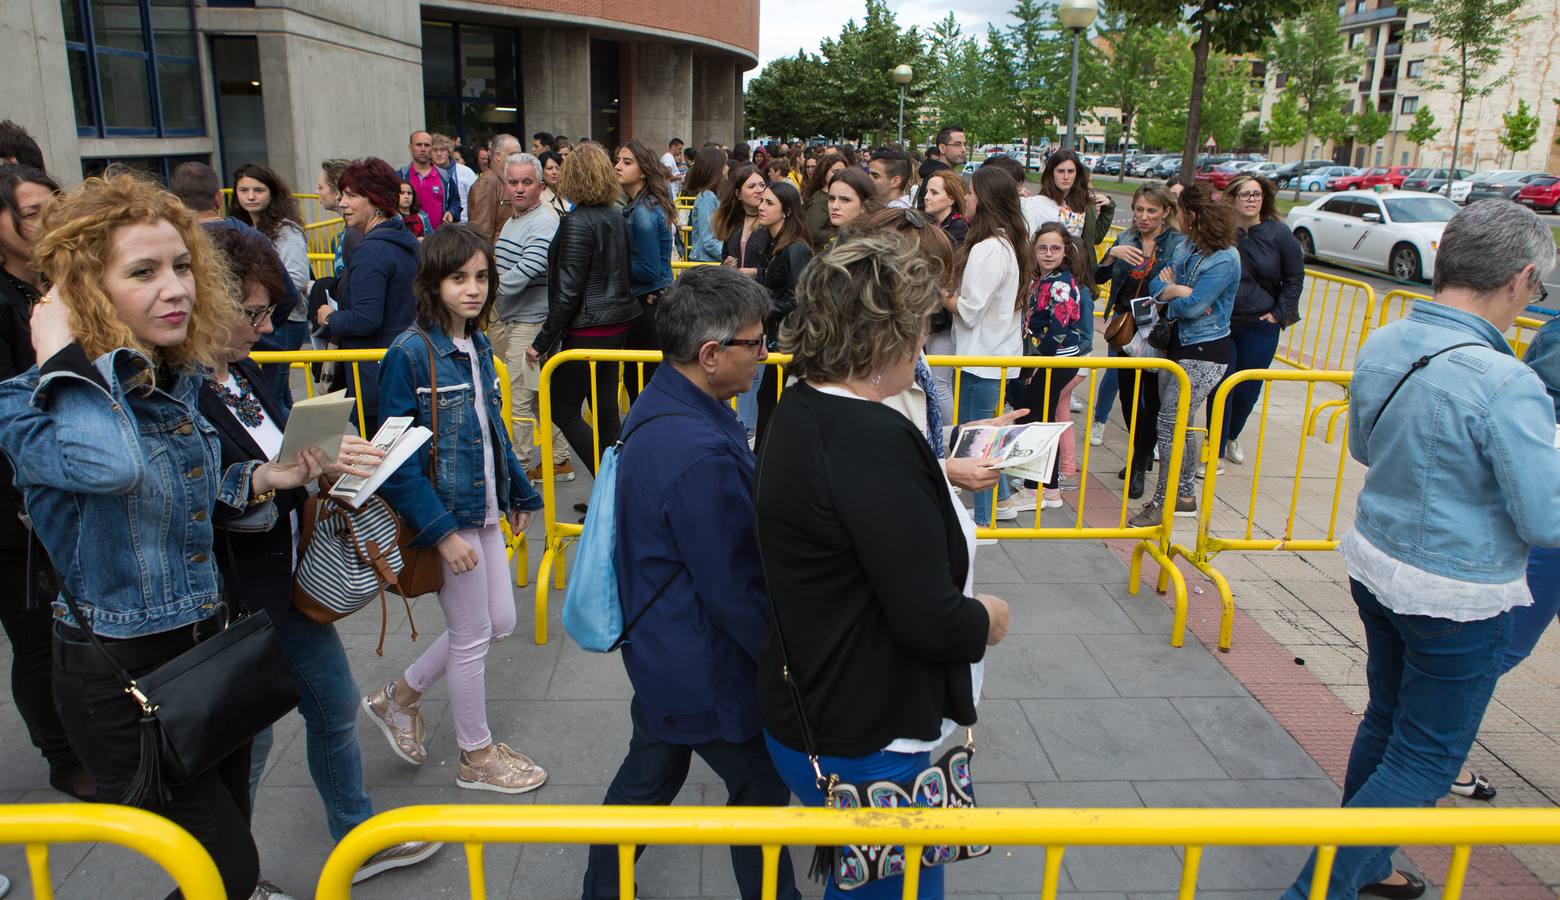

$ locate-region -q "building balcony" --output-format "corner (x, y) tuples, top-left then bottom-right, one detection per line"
(1359, 74), (1399, 92)
(1383, 41), (1402, 57)
(1342, 5), (1407, 26)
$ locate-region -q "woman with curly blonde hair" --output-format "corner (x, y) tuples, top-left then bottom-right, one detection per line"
(0, 173), (331, 900)
(755, 231), (1010, 900)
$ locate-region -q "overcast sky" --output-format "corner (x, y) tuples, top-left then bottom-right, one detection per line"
(752, 0), (1018, 79)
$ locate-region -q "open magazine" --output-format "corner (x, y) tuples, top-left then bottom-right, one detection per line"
(950, 421), (1072, 484)
(329, 416), (432, 508)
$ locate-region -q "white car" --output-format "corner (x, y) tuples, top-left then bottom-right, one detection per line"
(1287, 190), (1459, 282)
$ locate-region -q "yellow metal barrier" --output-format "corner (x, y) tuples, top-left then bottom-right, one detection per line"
(314, 803), (1560, 900)
(672, 260), (718, 279)
(251, 347), (531, 587)
(1169, 369), (1354, 650)
(1092, 223), (1127, 315)
(1275, 271), (1377, 372)
(532, 350), (1193, 648)
(2, 803), (226, 900)
(1379, 288), (1547, 358)
(303, 217), (345, 258)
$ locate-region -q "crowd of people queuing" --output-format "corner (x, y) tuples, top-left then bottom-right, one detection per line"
(1, 108), (1559, 900)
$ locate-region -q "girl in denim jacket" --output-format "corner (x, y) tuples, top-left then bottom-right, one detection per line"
(365, 225), (548, 795)
(1018, 223), (1095, 508)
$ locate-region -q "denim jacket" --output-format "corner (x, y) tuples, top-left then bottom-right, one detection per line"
(625, 194), (674, 296)
(688, 190), (724, 262)
(1149, 244), (1238, 345)
(1095, 228), (1190, 316)
(1349, 301), (1560, 583)
(0, 346), (263, 637)
(376, 325), (543, 547)
(1519, 316), (1560, 419)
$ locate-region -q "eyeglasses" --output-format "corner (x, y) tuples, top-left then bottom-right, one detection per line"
(241, 304), (278, 326)
(1234, 191), (1264, 200)
(1036, 245), (1066, 254)
(720, 334), (766, 349)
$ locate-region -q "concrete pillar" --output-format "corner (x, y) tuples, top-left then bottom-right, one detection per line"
(2, 0), (82, 179)
(522, 28), (591, 145)
(691, 55), (738, 147)
(630, 43), (692, 149)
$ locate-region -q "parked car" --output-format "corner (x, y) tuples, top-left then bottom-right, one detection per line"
(1129, 154), (1167, 176)
(1462, 171), (1551, 204)
(1096, 153), (1124, 175)
(1399, 167), (1473, 194)
(1271, 159), (1335, 188)
(1191, 163), (1243, 190)
(1328, 169), (1375, 191)
(1288, 190), (1460, 281)
(1516, 175), (1560, 212)
(1251, 162), (1287, 180)
(1149, 156), (1185, 178)
(1295, 166), (1359, 192)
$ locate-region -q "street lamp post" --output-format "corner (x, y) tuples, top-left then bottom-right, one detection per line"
(1059, 0), (1097, 152)
(893, 64), (913, 145)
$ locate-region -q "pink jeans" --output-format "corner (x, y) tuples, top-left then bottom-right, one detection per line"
(1053, 374), (1084, 477)
(404, 524), (514, 751)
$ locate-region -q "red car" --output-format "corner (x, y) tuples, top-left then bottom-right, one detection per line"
(1361, 165), (1418, 189)
(1516, 175), (1560, 212)
(1193, 164), (1244, 190)
(1329, 171), (1372, 190)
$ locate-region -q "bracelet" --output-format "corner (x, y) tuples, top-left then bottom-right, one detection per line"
(248, 488), (277, 508)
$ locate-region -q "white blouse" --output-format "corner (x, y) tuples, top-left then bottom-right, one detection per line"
(952, 235), (1023, 379)
(1339, 527), (1531, 623)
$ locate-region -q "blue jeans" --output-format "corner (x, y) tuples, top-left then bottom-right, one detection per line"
(1207, 319), (1281, 454)
(957, 372), (1010, 526)
(737, 366), (764, 436)
(1281, 579), (1510, 900)
(246, 609), (372, 842)
(260, 319), (309, 412)
(583, 700), (799, 900)
(1094, 347), (1122, 426)
(765, 733), (946, 900)
(1509, 545), (1560, 673)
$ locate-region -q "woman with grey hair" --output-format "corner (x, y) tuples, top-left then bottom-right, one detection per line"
(755, 230), (1010, 900)
(1281, 199), (1560, 900)
(582, 266), (798, 900)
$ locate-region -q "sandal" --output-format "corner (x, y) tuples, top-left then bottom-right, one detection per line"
(1359, 870), (1426, 899)
(1450, 771), (1497, 801)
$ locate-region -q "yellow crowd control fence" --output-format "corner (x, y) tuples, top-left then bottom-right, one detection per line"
(1379, 288), (1549, 358)
(1091, 223), (1127, 314)
(1169, 369), (1355, 650)
(2, 803), (226, 900)
(532, 350), (1195, 647)
(314, 804), (1560, 900)
(250, 347), (531, 587)
(1274, 271), (1377, 372)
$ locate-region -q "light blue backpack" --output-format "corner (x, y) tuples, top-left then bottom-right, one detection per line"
(561, 413), (687, 652)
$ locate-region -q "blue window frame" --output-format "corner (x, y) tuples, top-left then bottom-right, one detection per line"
(421, 19), (522, 149)
(63, 0), (205, 139)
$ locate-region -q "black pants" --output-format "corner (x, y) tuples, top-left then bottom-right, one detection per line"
(552, 331), (628, 475)
(754, 363), (782, 450)
(1016, 365), (1077, 488)
(1117, 369), (1160, 472)
(622, 294), (662, 406)
(581, 699), (799, 900)
(0, 544), (77, 774)
(52, 629), (259, 900)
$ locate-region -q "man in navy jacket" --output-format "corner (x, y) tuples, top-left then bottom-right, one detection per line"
(580, 267), (798, 900)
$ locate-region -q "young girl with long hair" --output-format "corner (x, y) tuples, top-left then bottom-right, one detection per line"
(802, 150), (847, 241)
(716, 164), (770, 279)
(616, 140), (676, 402)
(949, 165), (1035, 531)
(397, 179), (433, 239)
(367, 224), (548, 795)
(683, 147), (729, 262)
(1032, 149), (1115, 250)
(1019, 223), (1096, 509)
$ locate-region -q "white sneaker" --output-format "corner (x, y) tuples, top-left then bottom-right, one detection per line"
(251, 880), (296, 900)
(1227, 437), (1245, 464)
(1196, 462), (1226, 478)
(1153, 444), (1160, 461)
(1070, 396), (1085, 412)
(1089, 422), (1105, 446)
(1040, 490), (1065, 509)
(1009, 489), (1038, 513)
(993, 499), (1019, 521)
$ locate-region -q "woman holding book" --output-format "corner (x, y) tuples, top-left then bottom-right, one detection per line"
(369, 224), (547, 795)
(198, 227), (444, 889)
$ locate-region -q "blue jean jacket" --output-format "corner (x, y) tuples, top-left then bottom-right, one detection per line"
(1149, 244), (1238, 345)
(688, 190), (724, 262)
(625, 195), (674, 296)
(1519, 316), (1560, 418)
(0, 346), (261, 637)
(376, 325), (542, 547)
(1349, 301), (1560, 583)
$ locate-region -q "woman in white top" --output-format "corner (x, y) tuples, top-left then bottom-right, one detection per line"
(945, 165), (1034, 528)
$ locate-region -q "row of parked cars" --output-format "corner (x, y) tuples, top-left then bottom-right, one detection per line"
(1189, 160), (1560, 210)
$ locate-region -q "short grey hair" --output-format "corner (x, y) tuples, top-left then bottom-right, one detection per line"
(656, 267), (771, 363)
(489, 132), (519, 158)
(504, 152), (543, 183)
(1434, 200), (1557, 294)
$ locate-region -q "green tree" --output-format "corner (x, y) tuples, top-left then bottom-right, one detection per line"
(1266, 89), (1307, 160)
(744, 52), (833, 139)
(1093, 10), (1173, 158)
(1401, 0), (1539, 193)
(1499, 99), (1540, 167)
(1006, 0), (1060, 165)
(1126, 0), (1306, 180)
(1351, 108), (1392, 158)
(1138, 49), (1250, 155)
(1238, 117), (1266, 152)
(1268, 0), (1360, 197)
(1404, 105), (1439, 160)
(818, 0), (933, 143)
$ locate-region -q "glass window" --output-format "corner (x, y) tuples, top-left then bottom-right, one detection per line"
(458, 25), (517, 98)
(463, 101), (518, 135)
(420, 20), (521, 148)
(150, 0), (196, 58)
(157, 59), (201, 131)
(1401, 96), (1418, 113)
(1384, 196), (1460, 222)
(422, 21), (457, 96)
(66, 49), (97, 128)
(61, 0), (85, 41)
(1411, 23), (1429, 42)
(1405, 60), (1423, 78)
(98, 52), (155, 129)
(88, 0), (146, 52)
(1321, 197), (1354, 215)
(211, 35), (265, 174)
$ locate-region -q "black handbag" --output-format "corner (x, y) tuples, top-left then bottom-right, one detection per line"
(59, 569), (300, 806)
(1145, 315), (1178, 351)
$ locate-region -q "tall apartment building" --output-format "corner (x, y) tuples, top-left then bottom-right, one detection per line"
(1259, 0), (1560, 173)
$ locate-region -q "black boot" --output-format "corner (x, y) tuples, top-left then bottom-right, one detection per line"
(1128, 467), (1147, 500)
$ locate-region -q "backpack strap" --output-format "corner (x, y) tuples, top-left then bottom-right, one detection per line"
(1369, 342), (1482, 433)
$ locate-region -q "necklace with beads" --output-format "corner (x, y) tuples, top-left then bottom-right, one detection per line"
(208, 369), (264, 427)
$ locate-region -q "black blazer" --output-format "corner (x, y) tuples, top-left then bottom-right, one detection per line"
(0, 276), (38, 550)
(756, 240), (812, 344)
(199, 358), (309, 621)
(754, 383), (990, 757)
